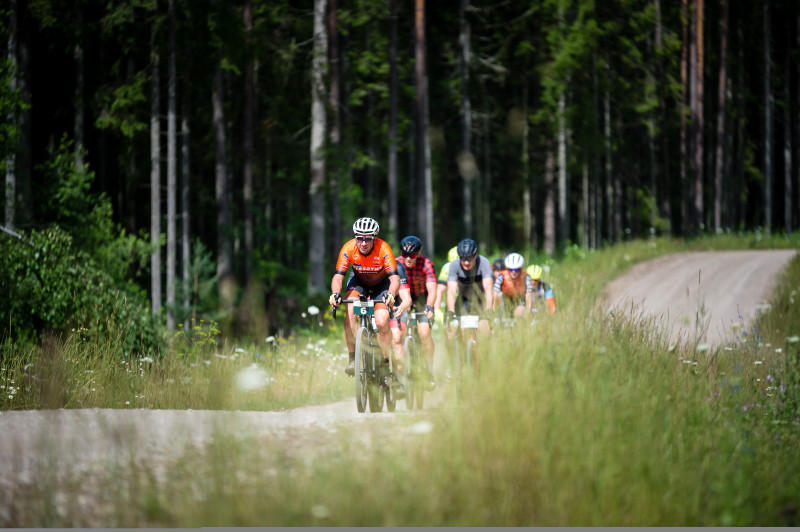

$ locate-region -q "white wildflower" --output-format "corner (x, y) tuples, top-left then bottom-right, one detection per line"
(787, 336), (800, 344)
(410, 420), (434, 435)
(754, 360), (763, 365)
(235, 364), (271, 392)
(308, 305), (320, 316)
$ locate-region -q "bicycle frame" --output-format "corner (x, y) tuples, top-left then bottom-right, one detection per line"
(333, 296), (397, 413)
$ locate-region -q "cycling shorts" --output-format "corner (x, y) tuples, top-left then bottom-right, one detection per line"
(344, 275), (392, 312)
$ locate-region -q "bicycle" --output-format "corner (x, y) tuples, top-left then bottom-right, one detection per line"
(400, 309), (429, 410)
(332, 296), (398, 413)
(448, 312), (480, 402)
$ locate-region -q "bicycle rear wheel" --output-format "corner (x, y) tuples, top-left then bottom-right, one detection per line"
(403, 336), (417, 410)
(367, 343), (384, 412)
(354, 327), (369, 413)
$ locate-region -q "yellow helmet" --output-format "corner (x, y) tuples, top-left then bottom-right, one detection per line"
(526, 264), (543, 280)
(447, 246), (459, 263)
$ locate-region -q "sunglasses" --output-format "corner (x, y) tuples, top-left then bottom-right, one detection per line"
(355, 236), (374, 243)
(508, 268), (520, 273)
(459, 255), (476, 262)
(401, 252), (418, 259)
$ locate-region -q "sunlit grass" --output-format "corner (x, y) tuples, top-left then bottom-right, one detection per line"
(1, 233), (799, 526)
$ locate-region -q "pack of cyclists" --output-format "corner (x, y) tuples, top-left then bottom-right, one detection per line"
(329, 216), (557, 386)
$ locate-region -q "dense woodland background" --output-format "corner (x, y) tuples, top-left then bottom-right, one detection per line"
(2, 0), (799, 343)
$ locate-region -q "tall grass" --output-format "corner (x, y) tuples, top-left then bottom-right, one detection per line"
(1, 234), (799, 526)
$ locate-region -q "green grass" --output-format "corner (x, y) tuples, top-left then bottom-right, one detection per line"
(2, 233), (799, 526)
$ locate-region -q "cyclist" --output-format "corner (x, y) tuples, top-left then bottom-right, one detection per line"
(526, 263), (557, 315)
(329, 217), (401, 379)
(391, 236), (437, 390)
(492, 252), (533, 319)
(446, 238), (494, 341)
(434, 245), (459, 323)
(492, 257), (505, 279)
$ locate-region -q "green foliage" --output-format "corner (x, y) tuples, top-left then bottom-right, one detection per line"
(37, 136), (151, 289)
(0, 226), (161, 358)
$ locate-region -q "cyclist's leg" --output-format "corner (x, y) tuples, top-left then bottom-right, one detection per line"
(388, 314), (406, 372)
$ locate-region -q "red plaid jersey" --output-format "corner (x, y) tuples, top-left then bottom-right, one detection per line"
(403, 254), (436, 301)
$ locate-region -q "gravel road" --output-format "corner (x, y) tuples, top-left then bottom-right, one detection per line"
(603, 249), (797, 347)
(1, 248), (796, 525)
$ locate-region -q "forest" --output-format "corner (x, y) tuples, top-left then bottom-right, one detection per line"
(2, 0), (799, 346)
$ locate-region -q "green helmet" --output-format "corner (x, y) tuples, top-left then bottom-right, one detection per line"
(447, 246), (459, 263)
(526, 264), (543, 280)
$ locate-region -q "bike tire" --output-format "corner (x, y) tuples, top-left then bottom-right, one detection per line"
(385, 350), (397, 412)
(453, 336), (463, 403)
(466, 338), (477, 376)
(403, 336), (416, 410)
(354, 327), (369, 413)
(367, 342), (384, 412)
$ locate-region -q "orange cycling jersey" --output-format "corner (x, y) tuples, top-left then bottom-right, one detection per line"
(335, 238), (399, 287)
(495, 270), (531, 298)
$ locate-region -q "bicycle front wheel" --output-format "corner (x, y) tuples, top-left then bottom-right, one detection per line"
(354, 326), (369, 413)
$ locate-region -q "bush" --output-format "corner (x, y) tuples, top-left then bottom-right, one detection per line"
(0, 227), (162, 359)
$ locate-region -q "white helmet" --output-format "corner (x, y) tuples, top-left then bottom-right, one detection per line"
(353, 217), (380, 236)
(504, 252), (525, 269)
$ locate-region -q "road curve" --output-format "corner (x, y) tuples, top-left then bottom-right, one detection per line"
(603, 249), (797, 347)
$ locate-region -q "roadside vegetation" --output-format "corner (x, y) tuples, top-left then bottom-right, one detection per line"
(1, 233), (799, 526)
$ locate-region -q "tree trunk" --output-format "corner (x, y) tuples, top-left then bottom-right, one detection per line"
(181, 86), (191, 331)
(460, 0), (473, 237)
(763, 0), (772, 230)
(654, 0), (672, 233)
(387, 0), (398, 243)
(5, 3), (17, 229)
(692, 0), (704, 233)
(522, 82), (531, 246)
(243, 0), (255, 287)
(604, 65), (614, 242)
(680, 0), (689, 234)
(415, 0), (433, 254)
(308, 0), (327, 294)
(213, 63), (234, 312)
(328, 0), (342, 250)
(74, 10), (84, 171)
(544, 139), (556, 256)
(784, 23), (792, 233)
(150, 49), (161, 318)
(166, 0), (177, 330)
(713, 0), (728, 233)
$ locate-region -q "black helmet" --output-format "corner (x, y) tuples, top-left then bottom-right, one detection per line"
(492, 258), (505, 271)
(456, 238), (478, 258)
(400, 235), (423, 254)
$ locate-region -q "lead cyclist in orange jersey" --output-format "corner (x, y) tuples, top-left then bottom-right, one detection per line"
(329, 217), (401, 377)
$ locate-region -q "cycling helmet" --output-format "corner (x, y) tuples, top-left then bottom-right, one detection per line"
(492, 258), (505, 271)
(456, 238), (478, 258)
(447, 246), (459, 263)
(400, 235), (423, 254)
(352, 217), (379, 236)
(505, 253), (525, 270)
(526, 264), (543, 280)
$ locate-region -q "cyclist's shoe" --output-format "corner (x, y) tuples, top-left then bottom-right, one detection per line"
(344, 359), (355, 377)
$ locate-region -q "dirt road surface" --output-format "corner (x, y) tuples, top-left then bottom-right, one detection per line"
(1, 249), (796, 525)
(603, 249), (797, 347)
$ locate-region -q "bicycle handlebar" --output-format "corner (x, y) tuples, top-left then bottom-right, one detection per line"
(330, 298), (395, 320)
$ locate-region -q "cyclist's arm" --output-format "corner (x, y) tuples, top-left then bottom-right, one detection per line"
(388, 272), (400, 299)
(492, 274), (504, 309)
(424, 280), (437, 307)
(481, 277), (494, 311)
(331, 272), (346, 299)
(396, 286), (412, 318)
(446, 280), (458, 313)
